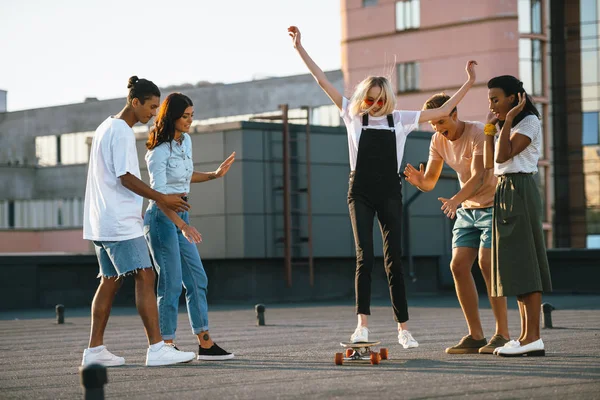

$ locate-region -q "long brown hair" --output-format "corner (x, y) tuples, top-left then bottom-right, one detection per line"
(146, 93), (193, 150)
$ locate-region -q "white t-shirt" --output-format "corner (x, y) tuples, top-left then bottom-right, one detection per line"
(83, 117), (144, 241)
(340, 97), (421, 171)
(494, 114), (542, 176)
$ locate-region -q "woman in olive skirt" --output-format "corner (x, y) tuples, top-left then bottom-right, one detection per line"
(483, 75), (552, 357)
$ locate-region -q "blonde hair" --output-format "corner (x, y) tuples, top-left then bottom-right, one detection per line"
(348, 76), (396, 117)
(422, 92), (456, 114)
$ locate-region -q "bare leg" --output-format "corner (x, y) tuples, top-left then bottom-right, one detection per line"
(478, 247), (509, 339)
(134, 268), (162, 345)
(520, 291), (542, 345)
(88, 276), (123, 348)
(517, 297), (526, 342)
(450, 247), (484, 339)
(357, 314), (368, 328)
(197, 331), (215, 349)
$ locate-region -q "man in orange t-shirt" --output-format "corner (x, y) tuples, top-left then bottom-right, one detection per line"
(404, 93), (510, 354)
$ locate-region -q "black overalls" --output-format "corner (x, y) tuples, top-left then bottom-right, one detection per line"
(347, 113), (408, 323)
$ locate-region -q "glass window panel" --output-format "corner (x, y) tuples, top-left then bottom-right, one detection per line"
(396, 1), (406, 30)
(582, 112), (600, 146)
(518, 0), (532, 33)
(411, 0), (420, 29)
(531, 0), (542, 33)
(580, 0), (598, 23)
(363, 0), (378, 7)
(519, 39), (532, 59)
(520, 60), (533, 93)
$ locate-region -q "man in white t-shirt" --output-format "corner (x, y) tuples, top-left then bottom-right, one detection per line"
(82, 76), (195, 367)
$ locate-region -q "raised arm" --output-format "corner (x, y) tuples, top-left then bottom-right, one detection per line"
(419, 60), (477, 123)
(495, 93), (532, 164)
(288, 26), (343, 111)
(191, 152), (235, 183)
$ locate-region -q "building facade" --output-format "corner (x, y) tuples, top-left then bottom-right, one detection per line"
(341, 0), (595, 247)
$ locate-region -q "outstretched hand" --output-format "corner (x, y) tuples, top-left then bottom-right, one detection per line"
(465, 60), (477, 83)
(287, 26), (302, 48)
(214, 152), (236, 178)
(404, 163), (425, 188)
(438, 197), (459, 219)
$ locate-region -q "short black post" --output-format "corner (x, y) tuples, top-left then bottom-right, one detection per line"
(80, 363), (107, 400)
(255, 304), (266, 326)
(542, 303), (555, 329)
(56, 304), (65, 324)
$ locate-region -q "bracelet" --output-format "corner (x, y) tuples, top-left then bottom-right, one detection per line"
(484, 123), (497, 136)
(179, 223), (187, 230)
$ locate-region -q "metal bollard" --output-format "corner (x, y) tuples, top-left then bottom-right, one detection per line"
(255, 304), (266, 326)
(80, 363), (107, 400)
(56, 304), (65, 324)
(541, 303), (555, 329)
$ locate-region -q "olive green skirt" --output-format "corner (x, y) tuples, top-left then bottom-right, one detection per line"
(491, 173), (552, 297)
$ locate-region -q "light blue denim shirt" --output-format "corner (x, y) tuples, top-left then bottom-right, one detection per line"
(145, 133), (194, 197)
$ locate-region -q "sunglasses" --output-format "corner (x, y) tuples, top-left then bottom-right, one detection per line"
(363, 98), (385, 107)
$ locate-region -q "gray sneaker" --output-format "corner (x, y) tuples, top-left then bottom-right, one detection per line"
(445, 335), (487, 354)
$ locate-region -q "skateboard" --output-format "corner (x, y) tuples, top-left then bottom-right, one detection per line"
(334, 341), (388, 365)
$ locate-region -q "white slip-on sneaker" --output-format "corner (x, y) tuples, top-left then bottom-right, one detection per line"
(398, 330), (419, 349)
(145, 343), (196, 366)
(82, 346), (125, 367)
(493, 339), (520, 355)
(496, 339), (544, 357)
(350, 326), (370, 343)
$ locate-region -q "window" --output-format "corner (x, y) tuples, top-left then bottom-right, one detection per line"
(583, 112), (600, 146)
(519, 39), (543, 96)
(518, 0), (542, 34)
(363, 0), (377, 6)
(396, 0), (420, 31)
(397, 62), (419, 93)
(35, 132), (93, 166)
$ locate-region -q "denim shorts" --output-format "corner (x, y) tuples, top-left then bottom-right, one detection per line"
(93, 236), (153, 278)
(452, 207), (493, 249)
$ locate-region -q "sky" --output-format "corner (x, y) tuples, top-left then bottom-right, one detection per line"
(0, 0), (341, 111)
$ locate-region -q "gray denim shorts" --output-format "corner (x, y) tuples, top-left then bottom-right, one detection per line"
(93, 236), (153, 278)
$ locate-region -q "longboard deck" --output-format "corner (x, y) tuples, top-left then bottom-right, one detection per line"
(340, 341), (381, 348)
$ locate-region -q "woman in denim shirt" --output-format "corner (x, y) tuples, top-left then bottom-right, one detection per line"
(144, 92), (236, 360)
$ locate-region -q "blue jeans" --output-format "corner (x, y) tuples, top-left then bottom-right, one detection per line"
(143, 203), (209, 340)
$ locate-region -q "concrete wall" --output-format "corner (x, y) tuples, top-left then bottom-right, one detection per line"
(1, 249), (598, 310)
(0, 71), (344, 167)
(0, 229), (91, 253)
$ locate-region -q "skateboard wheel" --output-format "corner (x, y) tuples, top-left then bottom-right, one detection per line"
(334, 352), (344, 365)
(370, 352), (380, 365)
(345, 349), (354, 358)
(379, 348), (388, 360)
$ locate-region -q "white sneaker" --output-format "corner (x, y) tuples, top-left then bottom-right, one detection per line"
(350, 326), (370, 343)
(146, 343), (196, 366)
(493, 339), (520, 355)
(82, 346), (125, 367)
(398, 330), (419, 349)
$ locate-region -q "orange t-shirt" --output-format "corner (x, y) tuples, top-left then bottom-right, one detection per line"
(429, 121), (497, 209)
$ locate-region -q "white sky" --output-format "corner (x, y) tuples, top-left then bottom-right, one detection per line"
(0, 0), (341, 111)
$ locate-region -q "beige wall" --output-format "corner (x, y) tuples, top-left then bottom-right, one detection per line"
(0, 229), (92, 253)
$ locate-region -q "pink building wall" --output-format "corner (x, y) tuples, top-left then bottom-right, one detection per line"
(341, 0), (520, 123)
(0, 229), (92, 254)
